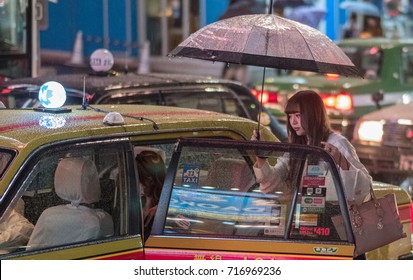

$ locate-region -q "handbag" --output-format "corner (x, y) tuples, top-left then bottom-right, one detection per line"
(332, 187), (406, 256)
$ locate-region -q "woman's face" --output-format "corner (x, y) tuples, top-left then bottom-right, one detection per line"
(288, 112), (306, 136)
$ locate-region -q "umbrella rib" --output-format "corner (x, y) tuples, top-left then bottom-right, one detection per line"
(294, 26), (318, 71)
(240, 25), (259, 64)
(169, 14), (361, 77)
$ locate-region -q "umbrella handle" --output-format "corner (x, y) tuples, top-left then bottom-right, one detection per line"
(256, 66), (267, 141)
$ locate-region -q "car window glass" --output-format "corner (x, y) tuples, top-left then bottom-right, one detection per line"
(0, 149), (16, 179)
(288, 154), (346, 242)
(1, 143), (130, 255)
(163, 142), (349, 243)
(101, 88), (247, 118)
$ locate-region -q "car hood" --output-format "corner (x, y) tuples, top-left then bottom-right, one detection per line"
(360, 102), (413, 121)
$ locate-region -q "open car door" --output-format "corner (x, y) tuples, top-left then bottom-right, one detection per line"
(146, 138), (357, 260)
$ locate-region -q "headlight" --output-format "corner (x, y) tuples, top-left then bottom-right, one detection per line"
(357, 121), (383, 142)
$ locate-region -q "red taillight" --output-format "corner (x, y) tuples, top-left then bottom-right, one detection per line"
(1, 88), (11, 94)
(320, 92), (353, 111)
(324, 73), (340, 81)
(250, 89), (278, 104)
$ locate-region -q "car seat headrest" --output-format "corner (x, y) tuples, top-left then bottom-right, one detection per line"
(54, 157), (101, 206)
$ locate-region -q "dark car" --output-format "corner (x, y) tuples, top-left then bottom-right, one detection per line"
(352, 102), (413, 196)
(0, 72), (287, 141)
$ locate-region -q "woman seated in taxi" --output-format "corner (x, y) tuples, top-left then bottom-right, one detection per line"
(135, 147), (166, 239)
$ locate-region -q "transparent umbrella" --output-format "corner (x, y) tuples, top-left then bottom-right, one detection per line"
(169, 0), (361, 136)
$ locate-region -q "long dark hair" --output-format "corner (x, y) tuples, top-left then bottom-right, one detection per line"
(136, 151), (166, 205)
(284, 90), (332, 187)
(285, 90), (332, 146)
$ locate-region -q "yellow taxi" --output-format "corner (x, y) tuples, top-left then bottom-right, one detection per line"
(0, 102), (411, 260)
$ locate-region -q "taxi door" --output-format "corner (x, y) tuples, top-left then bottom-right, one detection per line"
(0, 139), (144, 260)
(145, 138), (356, 260)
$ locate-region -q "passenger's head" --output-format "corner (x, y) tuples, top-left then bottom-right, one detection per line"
(284, 90), (332, 146)
(135, 148), (166, 204)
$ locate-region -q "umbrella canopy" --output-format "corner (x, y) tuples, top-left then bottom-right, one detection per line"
(340, 1), (380, 17)
(169, 14), (361, 77)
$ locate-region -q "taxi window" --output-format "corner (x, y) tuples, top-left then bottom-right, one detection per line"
(163, 139), (350, 243)
(1, 142), (132, 254)
(289, 154), (345, 241)
(0, 149), (16, 179)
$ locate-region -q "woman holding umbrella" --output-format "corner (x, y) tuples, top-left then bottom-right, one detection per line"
(251, 90), (372, 205)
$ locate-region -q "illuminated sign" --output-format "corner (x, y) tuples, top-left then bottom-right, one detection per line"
(38, 81), (66, 108)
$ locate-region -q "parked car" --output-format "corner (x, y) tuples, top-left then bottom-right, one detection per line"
(252, 38), (413, 140)
(0, 72), (287, 142)
(352, 102), (413, 199)
(0, 104), (411, 259)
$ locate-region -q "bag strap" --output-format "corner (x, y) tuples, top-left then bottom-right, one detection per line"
(350, 184), (384, 235)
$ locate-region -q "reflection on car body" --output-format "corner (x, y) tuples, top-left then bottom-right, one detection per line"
(0, 104), (411, 260)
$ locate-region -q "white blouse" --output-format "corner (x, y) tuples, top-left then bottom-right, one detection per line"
(253, 133), (372, 205)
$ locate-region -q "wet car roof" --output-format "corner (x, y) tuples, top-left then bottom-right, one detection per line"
(0, 104), (260, 150)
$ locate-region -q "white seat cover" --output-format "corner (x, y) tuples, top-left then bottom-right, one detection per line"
(27, 158), (113, 250)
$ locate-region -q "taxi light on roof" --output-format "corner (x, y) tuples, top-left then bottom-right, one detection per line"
(38, 81), (67, 109)
(103, 112), (125, 125)
(90, 49), (114, 72)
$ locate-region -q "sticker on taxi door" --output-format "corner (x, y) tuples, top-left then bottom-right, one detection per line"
(182, 164), (200, 187)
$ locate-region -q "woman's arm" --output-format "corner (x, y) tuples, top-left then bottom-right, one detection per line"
(253, 154), (290, 194)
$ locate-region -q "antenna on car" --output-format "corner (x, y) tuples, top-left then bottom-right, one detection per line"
(81, 75), (87, 110)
